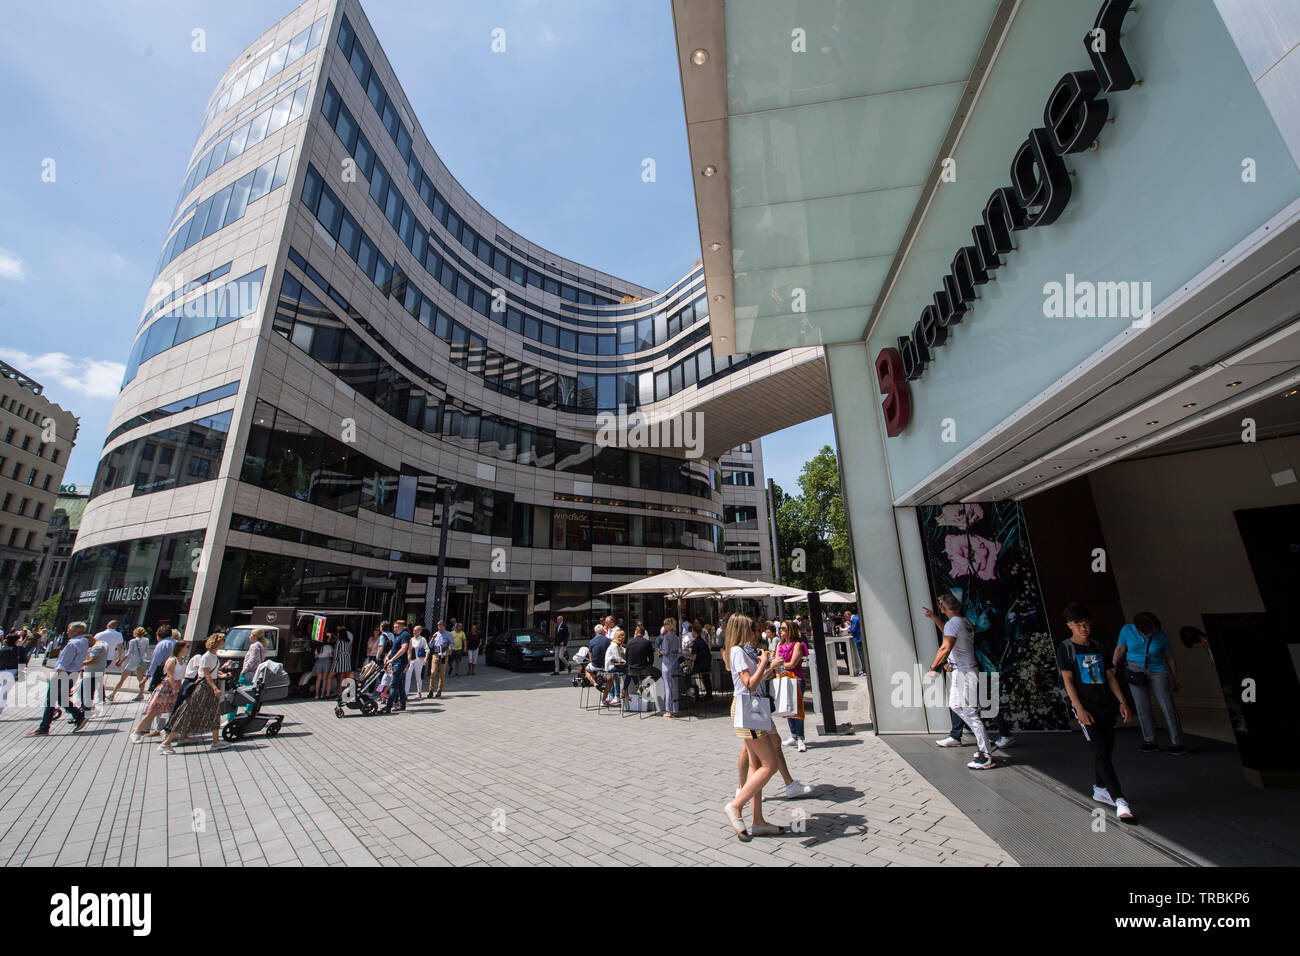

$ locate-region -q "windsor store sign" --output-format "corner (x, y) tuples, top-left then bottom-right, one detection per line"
(875, 0), (1139, 437)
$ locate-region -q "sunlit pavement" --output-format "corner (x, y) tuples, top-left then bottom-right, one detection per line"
(0, 664), (1012, 866)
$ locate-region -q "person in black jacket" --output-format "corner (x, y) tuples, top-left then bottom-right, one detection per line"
(690, 625), (713, 698)
(0, 634), (20, 715)
(552, 615), (571, 675)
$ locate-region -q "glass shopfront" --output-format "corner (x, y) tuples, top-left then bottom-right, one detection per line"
(60, 530), (206, 636)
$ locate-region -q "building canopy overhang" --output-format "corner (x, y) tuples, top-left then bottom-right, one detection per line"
(674, 0), (1300, 505)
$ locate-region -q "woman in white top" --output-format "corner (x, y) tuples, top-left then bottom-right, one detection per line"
(722, 614), (785, 841)
(406, 627), (429, 699)
(603, 629), (627, 707)
(110, 627), (152, 702)
(160, 633), (230, 753)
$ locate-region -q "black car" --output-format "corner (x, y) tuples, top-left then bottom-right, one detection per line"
(485, 630), (554, 671)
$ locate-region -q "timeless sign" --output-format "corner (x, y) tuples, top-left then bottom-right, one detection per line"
(876, 0), (1138, 437)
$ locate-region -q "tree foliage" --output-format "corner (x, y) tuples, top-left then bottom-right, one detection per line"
(772, 445), (853, 592)
(35, 592), (61, 628)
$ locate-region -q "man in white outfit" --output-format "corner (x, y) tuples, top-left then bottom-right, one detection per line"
(925, 594), (995, 770)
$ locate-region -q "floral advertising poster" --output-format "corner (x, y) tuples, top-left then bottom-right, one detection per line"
(917, 502), (1070, 731)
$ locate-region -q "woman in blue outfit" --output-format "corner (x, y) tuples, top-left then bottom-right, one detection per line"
(657, 619), (682, 718)
(1114, 611), (1185, 755)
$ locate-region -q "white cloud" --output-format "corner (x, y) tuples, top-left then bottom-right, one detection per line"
(0, 248), (25, 281)
(0, 349), (124, 400)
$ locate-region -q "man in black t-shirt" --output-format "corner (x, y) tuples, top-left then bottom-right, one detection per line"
(1057, 603), (1136, 824)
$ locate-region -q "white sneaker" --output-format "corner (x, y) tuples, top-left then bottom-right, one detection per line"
(781, 736), (795, 748)
(784, 780), (814, 799)
(994, 735), (1015, 749)
(1115, 798), (1136, 823)
(967, 751), (996, 770)
(935, 736), (965, 748)
(130, 733), (144, 743)
(1092, 786), (1115, 807)
(796, 739), (807, 752)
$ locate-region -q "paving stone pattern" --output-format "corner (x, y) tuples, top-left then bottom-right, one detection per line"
(0, 666), (1014, 867)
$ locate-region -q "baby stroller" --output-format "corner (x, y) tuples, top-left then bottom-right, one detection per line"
(220, 664), (286, 741)
(335, 658), (383, 717)
(569, 646), (595, 688)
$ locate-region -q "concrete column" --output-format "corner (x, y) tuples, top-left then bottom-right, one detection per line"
(825, 342), (938, 733)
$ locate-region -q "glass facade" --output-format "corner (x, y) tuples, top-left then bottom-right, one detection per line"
(72, 1), (779, 643)
(61, 531), (206, 637)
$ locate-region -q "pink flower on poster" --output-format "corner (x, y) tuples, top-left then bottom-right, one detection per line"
(935, 503), (985, 530)
(943, 533), (1001, 581)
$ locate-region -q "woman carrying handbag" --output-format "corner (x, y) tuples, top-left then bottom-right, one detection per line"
(722, 614), (786, 842)
(774, 621), (808, 751)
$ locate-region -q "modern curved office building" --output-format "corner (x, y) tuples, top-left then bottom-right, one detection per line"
(63, 0), (828, 640)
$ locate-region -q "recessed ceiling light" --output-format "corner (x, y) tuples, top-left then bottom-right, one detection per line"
(1033, 474), (1042, 479)
(702, 165), (717, 177)
(1226, 380), (1242, 387)
(1088, 448), (1100, 453)
(1115, 435), (1128, 440)
(691, 49), (708, 66)
(1054, 465), (1063, 470)
(1182, 402), (1197, 408)
(708, 242), (722, 251)
(1285, 389), (1298, 398)
(712, 294), (724, 302)
(1145, 420), (1159, 425)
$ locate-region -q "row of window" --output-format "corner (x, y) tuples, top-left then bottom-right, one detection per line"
(241, 400), (722, 553)
(123, 268), (266, 386)
(725, 547), (764, 572)
(105, 381), (240, 446)
(332, 18), (629, 309)
(317, 85), (706, 338)
(297, 172), (722, 406)
(0, 422), (61, 465)
(724, 505), (759, 529)
(723, 470), (756, 486)
(193, 62), (315, 167)
(154, 148), (294, 279)
(89, 412), (231, 500)
(0, 526), (39, 553)
(138, 261), (231, 333)
(231, 513), (467, 567)
(1, 455), (54, 492)
(0, 397), (59, 456)
(273, 274), (719, 498)
(198, 15), (325, 134)
(91, 412), (231, 499)
(173, 80), (310, 221)
(0, 492), (44, 522)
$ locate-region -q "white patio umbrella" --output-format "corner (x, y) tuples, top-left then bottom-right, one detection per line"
(727, 581), (809, 599)
(602, 567), (757, 624)
(818, 589), (857, 604)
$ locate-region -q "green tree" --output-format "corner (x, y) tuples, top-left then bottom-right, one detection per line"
(35, 593), (61, 628)
(772, 445), (852, 593)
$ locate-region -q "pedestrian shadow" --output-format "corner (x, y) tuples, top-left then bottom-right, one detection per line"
(795, 810), (871, 845)
(807, 784), (866, 805)
(806, 737), (868, 748)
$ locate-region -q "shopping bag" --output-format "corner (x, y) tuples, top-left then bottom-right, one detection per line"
(771, 675), (799, 718)
(733, 691), (773, 730)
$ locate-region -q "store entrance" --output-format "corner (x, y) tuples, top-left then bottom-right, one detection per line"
(1022, 389), (1300, 786)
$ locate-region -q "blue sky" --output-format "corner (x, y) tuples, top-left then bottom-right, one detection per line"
(0, 0), (831, 491)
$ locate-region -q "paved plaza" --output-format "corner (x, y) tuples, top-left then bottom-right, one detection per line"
(0, 663), (1013, 867)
